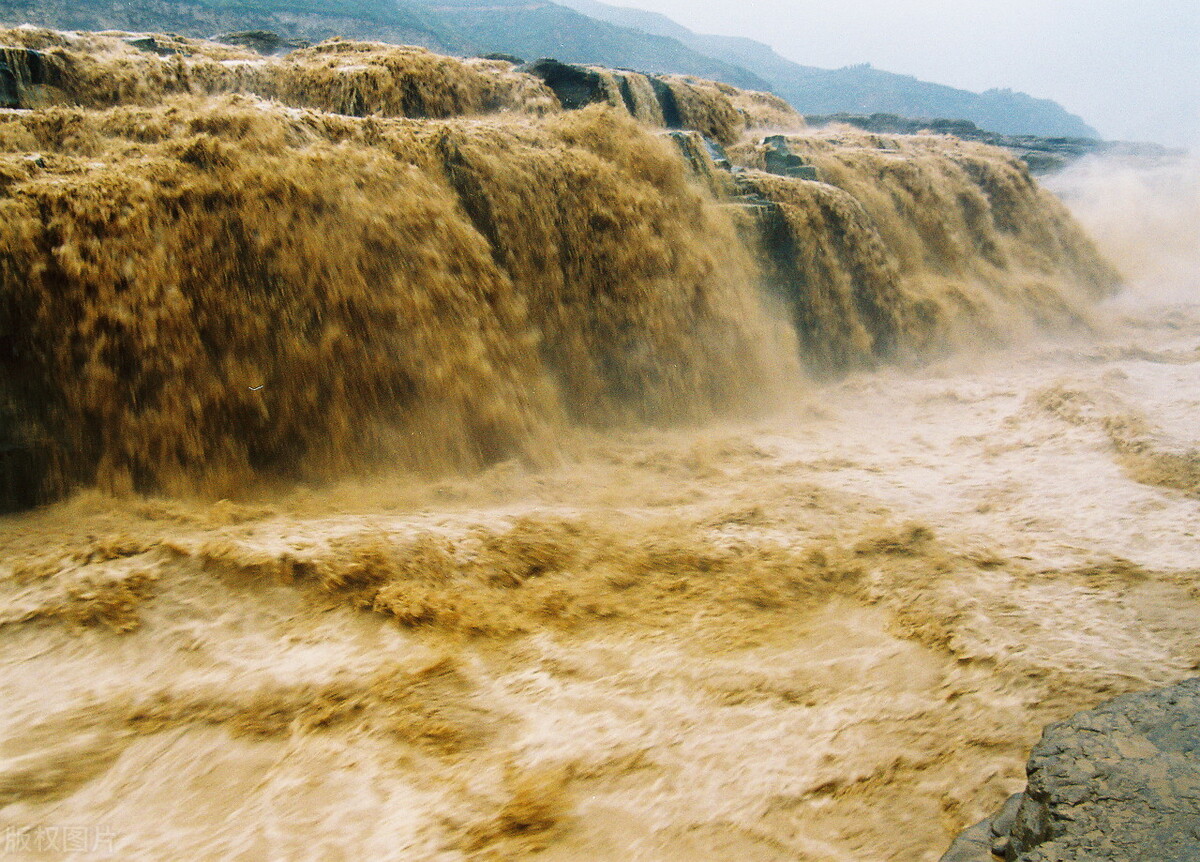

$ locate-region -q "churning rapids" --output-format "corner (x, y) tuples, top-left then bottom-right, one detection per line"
(0, 27), (1197, 861)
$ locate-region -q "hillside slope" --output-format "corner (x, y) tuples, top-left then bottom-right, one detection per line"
(556, 0), (1100, 138)
(1, 0), (1098, 137)
(422, 0), (768, 90)
(0, 0), (464, 50)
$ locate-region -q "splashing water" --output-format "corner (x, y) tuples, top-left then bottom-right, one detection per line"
(1, 27), (1195, 862)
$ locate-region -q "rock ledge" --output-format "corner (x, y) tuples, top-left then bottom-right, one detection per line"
(942, 677), (1200, 861)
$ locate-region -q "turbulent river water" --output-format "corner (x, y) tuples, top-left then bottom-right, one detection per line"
(1, 152), (1196, 861)
(0, 28), (1197, 862)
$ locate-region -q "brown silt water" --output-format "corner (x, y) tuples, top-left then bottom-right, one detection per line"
(0, 27), (1196, 861)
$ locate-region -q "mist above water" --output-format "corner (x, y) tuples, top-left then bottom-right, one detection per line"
(0, 29), (1120, 503)
(0, 27), (1197, 862)
(1047, 153), (1200, 304)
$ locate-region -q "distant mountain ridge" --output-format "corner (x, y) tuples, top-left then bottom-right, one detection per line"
(422, 0), (771, 90)
(555, 0), (1100, 139)
(0, 0), (463, 50)
(0, 0), (1099, 138)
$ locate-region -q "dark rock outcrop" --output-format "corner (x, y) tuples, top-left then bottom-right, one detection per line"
(478, 52), (523, 65)
(0, 441), (51, 513)
(0, 398), (52, 513)
(0, 46), (57, 108)
(647, 75), (681, 128)
(807, 112), (1183, 174)
(0, 59), (18, 109)
(520, 58), (702, 137)
(761, 134), (819, 180)
(521, 58), (607, 110)
(214, 31), (310, 56)
(807, 112), (981, 139)
(941, 794), (1024, 862)
(122, 35), (181, 56)
(663, 130), (730, 175)
(941, 677), (1200, 861)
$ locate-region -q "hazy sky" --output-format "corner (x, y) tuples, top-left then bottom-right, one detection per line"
(619, 0), (1199, 147)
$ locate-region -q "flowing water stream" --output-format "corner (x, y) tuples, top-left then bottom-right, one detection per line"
(0, 28), (1196, 861)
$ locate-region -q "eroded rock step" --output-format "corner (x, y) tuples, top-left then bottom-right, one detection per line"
(942, 677), (1200, 861)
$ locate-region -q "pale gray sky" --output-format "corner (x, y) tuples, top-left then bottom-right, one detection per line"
(620, 0), (1199, 147)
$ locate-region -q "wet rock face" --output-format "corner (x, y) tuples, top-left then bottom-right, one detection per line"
(0, 60), (18, 108)
(940, 794), (1023, 862)
(762, 135), (819, 180)
(0, 402), (51, 513)
(520, 58), (687, 131)
(942, 677), (1200, 862)
(662, 130), (730, 176)
(521, 58), (606, 110)
(0, 46), (58, 106)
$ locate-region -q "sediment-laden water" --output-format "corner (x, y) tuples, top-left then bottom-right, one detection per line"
(0, 27), (1195, 861)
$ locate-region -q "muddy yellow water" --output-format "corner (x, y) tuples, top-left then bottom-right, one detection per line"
(0, 28), (1117, 501)
(3, 287), (1198, 860)
(0, 26), (1197, 862)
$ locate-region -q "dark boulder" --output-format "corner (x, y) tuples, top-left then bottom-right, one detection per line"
(941, 677), (1200, 861)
